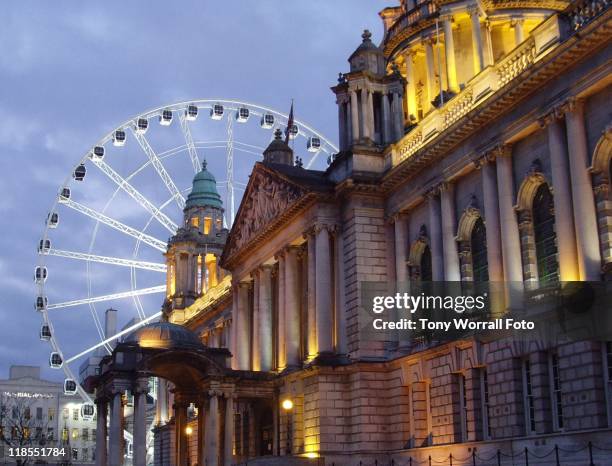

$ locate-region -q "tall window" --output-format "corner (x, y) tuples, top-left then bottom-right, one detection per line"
(458, 373), (469, 441)
(605, 342), (612, 426)
(533, 184), (559, 285)
(420, 246), (432, 281)
(522, 359), (536, 434)
(480, 368), (492, 439)
(471, 218), (489, 282)
(549, 353), (564, 430)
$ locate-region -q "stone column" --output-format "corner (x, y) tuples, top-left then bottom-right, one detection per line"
(361, 88), (372, 140)
(277, 252), (287, 371)
(175, 255), (183, 295)
(424, 39), (436, 112)
(368, 89), (376, 142)
(230, 284), (238, 369)
(428, 190), (445, 281)
(440, 182), (461, 281)
(235, 282), (251, 370)
(95, 399), (108, 466)
(156, 378), (168, 425)
(545, 114), (580, 280)
(197, 397), (206, 466)
(108, 392), (123, 466)
(306, 230), (317, 359)
(315, 224), (334, 354)
(392, 92), (404, 140)
(350, 89), (360, 143)
(223, 395), (234, 466)
(174, 398), (189, 466)
(480, 157), (504, 283)
(132, 381), (148, 466)
(483, 20), (494, 67)
(382, 93), (392, 143)
(565, 99), (601, 280)
(334, 228), (347, 355)
(394, 213), (409, 288)
(285, 247), (301, 367)
(405, 51), (417, 121)
(258, 265), (273, 371)
(512, 18), (525, 46)
(206, 391), (220, 466)
(251, 272), (260, 370)
(442, 15), (459, 93)
(495, 145), (524, 306)
(338, 97), (347, 151)
(187, 254), (195, 294)
(468, 6), (485, 74)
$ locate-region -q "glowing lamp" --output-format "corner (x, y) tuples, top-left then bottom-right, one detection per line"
(281, 399), (294, 411)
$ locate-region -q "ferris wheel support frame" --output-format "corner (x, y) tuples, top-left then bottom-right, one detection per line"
(37, 98), (339, 407)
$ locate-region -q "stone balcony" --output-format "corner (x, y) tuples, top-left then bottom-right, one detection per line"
(384, 1), (610, 174)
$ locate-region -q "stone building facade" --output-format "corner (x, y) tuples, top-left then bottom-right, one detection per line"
(0, 366), (97, 465)
(93, 1), (612, 465)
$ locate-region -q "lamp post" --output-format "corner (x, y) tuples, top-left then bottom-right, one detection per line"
(185, 425), (193, 466)
(281, 399), (293, 456)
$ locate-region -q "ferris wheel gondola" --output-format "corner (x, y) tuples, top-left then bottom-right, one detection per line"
(36, 98), (338, 405)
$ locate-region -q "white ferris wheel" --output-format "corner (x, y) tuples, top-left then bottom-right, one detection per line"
(35, 99), (338, 405)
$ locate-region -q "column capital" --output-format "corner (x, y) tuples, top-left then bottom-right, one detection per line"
(440, 13), (454, 23)
(313, 222), (338, 235)
(558, 96), (585, 116)
(302, 225), (317, 239)
(132, 378), (150, 395)
(489, 143), (512, 159)
(421, 36), (435, 47)
(467, 4), (480, 17)
(390, 211), (409, 224)
(208, 389), (222, 398)
(259, 263), (274, 273)
(438, 180), (455, 193)
(510, 17), (525, 28)
(425, 185), (441, 199)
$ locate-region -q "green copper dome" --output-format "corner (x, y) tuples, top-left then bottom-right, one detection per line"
(185, 160), (222, 209)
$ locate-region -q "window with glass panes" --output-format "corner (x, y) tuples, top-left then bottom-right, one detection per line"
(523, 359), (536, 433)
(420, 246), (432, 281)
(471, 217), (489, 281)
(550, 354), (564, 429)
(533, 184), (559, 285)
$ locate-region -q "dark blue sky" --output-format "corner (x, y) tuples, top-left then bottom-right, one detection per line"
(0, 1), (390, 382)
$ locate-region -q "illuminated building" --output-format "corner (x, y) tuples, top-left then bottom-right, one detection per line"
(93, 1), (612, 465)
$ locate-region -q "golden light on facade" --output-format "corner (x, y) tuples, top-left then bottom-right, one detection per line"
(185, 426), (193, 436)
(281, 399), (294, 411)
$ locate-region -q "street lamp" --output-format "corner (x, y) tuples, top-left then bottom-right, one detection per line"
(282, 398), (293, 455)
(185, 425), (193, 465)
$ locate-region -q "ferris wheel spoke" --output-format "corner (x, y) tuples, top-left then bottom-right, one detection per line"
(63, 199), (168, 252)
(63, 311), (162, 364)
(131, 129), (186, 210)
(44, 249), (166, 272)
(47, 285), (166, 310)
(226, 116), (235, 226)
(90, 158), (178, 233)
(178, 114), (201, 174)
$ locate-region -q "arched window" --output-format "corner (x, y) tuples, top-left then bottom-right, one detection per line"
(532, 183), (559, 285)
(420, 245), (432, 281)
(471, 217), (489, 282)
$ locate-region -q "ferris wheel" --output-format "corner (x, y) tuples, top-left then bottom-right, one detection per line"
(35, 99), (338, 404)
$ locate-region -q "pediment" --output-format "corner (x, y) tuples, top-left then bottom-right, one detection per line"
(222, 163), (310, 267)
